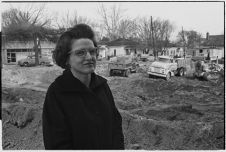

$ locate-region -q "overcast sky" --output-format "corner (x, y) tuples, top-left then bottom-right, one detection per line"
(1, 1), (224, 41)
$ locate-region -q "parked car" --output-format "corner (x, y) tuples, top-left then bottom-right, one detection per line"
(18, 55), (54, 67)
(108, 55), (139, 77)
(147, 54), (155, 61)
(139, 54), (149, 62)
(147, 56), (191, 80)
(138, 54), (155, 62)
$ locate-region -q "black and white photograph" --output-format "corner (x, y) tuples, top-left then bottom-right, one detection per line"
(1, 1), (225, 150)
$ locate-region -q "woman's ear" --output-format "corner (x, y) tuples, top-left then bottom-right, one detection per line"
(66, 58), (71, 68)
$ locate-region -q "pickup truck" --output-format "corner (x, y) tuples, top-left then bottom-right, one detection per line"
(108, 56), (139, 77)
(147, 56), (190, 80)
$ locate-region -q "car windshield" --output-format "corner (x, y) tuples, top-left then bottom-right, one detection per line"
(158, 58), (171, 63)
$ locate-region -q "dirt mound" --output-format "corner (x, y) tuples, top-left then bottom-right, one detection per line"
(2, 63), (225, 150)
(2, 88), (44, 150)
(4, 105), (35, 128)
(2, 68), (27, 85)
(40, 68), (63, 84)
(121, 110), (224, 150)
(109, 75), (224, 150)
(2, 105), (43, 149)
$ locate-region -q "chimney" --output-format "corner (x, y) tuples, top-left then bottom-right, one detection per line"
(206, 32), (209, 40)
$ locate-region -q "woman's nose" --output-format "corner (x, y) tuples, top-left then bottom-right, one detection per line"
(85, 51), (92, 59)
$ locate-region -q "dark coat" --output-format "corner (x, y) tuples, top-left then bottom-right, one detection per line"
(42, 69), (124, 150)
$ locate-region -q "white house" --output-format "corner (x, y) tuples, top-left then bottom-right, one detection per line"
(105, 38), (141, 58)
(163, 47), (185, 57)
(189, 47), (224, 60)
(186, 33), (224, 60)
(98, 45), (108, 58)
(187, 33), (225, 60)
(2, 40), (55, 64)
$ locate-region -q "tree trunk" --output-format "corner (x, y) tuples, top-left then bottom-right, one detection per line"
(33, 33), (39, 66)
(150, 16), (156, 60)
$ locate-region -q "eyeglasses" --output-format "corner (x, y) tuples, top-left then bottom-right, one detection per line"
(69, 47), (98, 57)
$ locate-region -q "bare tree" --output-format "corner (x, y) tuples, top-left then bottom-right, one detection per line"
(118, 18), (139, 39)
(54, 10), (101, 41)
(2, 4), (52, 65)
(136, 17), (153, 48)
(152, 18), (174, 52)
(176, 30), (202, 48)
(56, 10), (95, 30)
(136, 16), (174, 56)
(98, 4), (125, 40)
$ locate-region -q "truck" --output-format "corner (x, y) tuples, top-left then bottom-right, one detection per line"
(147, 56), (191, 80)
(108, 56), (139, 77)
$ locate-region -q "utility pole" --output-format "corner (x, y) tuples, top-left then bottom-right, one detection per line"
(151, 16), (156, 60)
(182, 27), (186, 59)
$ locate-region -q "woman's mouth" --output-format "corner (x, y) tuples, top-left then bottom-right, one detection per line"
(84, 62), (94, 66)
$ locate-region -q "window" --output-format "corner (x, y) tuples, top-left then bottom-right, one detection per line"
(7, 49), (32, 53)
(7, 52), (16, 63)
(126, 49), (130, 55)
(159, 58), (171, 63)
(11, 53), (16, 62)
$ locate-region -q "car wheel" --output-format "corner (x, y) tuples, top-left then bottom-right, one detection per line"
(124, 69), (130, 77)
(109, 70), (113, 76)
(165, 72), (171, 80)
(183, 69), (187, 76)
(23, 62), (29, 67)
(40, 62), (46, 66)
(178, 68), (183, 76)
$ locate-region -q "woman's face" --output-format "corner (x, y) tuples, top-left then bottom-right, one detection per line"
(68, 38), (97, 75)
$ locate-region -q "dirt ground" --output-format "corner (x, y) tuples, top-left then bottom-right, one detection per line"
(2, 60), (225, 150)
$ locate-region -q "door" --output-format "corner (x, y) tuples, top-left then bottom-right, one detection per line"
(114, 49), (116, 56)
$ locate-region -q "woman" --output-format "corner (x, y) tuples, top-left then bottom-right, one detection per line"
(42, 24), (124, 150)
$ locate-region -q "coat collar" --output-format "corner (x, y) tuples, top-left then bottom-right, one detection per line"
(55, 69), (107, 92)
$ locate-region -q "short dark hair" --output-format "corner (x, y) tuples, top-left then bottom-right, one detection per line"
(53, 24), (97, 69)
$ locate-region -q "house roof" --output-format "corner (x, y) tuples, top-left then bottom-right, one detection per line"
(97, 40), (109, 45)
(106, 38), (140, 47)
(2, 40), (55, 49)
(202, 35), (224, 47)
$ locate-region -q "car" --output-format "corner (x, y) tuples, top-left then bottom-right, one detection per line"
(147, 54), (155, 61)
(18, 55), (54, 67)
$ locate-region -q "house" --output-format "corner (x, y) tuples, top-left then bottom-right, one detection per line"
(163, 47), (186, 57)
(188, 47), (224, 60)
(2, 40), (55, 64)
(203, 32), (224, 47)
(188, 33), (224, 60)
(98, 45), (108, 58)
(105, 38), (142, 57)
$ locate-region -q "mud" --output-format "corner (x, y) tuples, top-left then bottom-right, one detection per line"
(2, 61), (225, 150)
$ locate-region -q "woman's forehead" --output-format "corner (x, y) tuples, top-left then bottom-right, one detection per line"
(71, 38), (94, 49)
